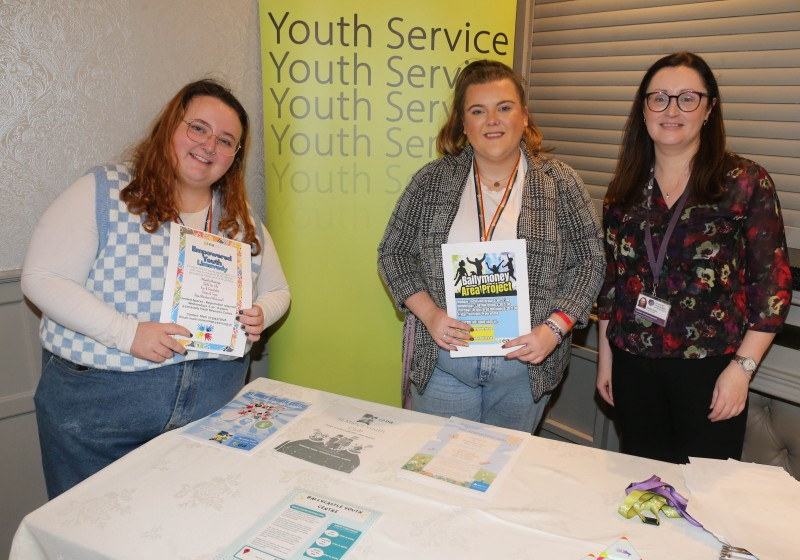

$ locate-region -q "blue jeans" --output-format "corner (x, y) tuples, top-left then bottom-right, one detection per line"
(411, 349), (550, 433)
(34, 351), (249, 499)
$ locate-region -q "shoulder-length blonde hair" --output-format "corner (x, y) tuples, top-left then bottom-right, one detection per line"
(121, 78), (261, 255)
(436, 59), (542, 157)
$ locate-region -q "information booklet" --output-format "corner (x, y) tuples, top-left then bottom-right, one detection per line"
(214, 489), (381, 560)
(398, 416), (526, 500)
(274, 403), (407, 475)
(160, 222), (252, 357)
(441, 239), (530, 357)
(182, 390), (310, 455)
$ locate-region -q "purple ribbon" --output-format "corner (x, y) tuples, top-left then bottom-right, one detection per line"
(626, 475), (703, 527)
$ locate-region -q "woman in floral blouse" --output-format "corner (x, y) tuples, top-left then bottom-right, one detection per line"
(596, 52), (791, 463)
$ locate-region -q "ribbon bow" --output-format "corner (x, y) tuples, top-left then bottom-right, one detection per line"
(618, 475), (702, 527)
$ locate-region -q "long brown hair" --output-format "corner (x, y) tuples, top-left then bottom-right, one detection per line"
(436, 59), (542, 157)
(606, 52), (726, 209)
(121, 79), (261, 255)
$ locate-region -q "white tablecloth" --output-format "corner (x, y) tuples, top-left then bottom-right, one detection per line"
(11, 378), (723, 559)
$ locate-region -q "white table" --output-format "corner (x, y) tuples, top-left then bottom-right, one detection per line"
(11, 378), (723, 559)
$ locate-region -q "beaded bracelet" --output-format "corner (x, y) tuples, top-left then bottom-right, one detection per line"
(543, 318), (563, 345)
(550, 309), (573, 330)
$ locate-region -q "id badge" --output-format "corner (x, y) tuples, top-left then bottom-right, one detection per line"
(634, 291), (671, 327)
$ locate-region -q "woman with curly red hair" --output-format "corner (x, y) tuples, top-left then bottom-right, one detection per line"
(22, 79), (290, 498)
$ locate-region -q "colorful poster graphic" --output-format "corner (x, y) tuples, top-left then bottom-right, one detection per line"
(182, 390), (310, 454)
(442, 239), (530, 356)
(259, 0), (518, 404)
(159, 223), (252, 357)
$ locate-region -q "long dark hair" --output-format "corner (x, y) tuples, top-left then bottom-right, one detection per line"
(121, 78), (260, 255)
(436, 59), (542, 156)
(606, 52), (726, 209)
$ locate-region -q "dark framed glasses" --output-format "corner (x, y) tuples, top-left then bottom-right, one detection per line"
(644, 90), (710, 112)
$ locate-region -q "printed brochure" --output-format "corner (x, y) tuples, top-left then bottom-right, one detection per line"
(182, 390), (310, 454)
(398, 416), (526, 500)
(274, 403), (407, 474)
(214, 489), (380, 560)
(160, 222), (252, 357)
(442, 239), (530, 357)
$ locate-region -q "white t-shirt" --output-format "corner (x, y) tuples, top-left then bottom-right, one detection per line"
(447, 153), (527, 243)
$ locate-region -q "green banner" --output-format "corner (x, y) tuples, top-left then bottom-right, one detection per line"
(260, 1), (516, 405)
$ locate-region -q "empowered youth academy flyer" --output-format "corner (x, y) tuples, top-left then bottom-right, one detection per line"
(159, 223), (252, 357)
(441, 239), (530, 357)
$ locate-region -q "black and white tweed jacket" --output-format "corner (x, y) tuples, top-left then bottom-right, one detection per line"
(378, 143), (605, 401)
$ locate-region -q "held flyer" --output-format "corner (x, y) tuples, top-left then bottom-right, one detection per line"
(398, 416), (526, 500)
(182, 390), (311, 455)
(441, 239), (530, 357)
(159, 222), (252, 357)
(214, 489), (381, 560)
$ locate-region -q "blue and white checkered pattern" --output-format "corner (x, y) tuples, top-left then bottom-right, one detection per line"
(40, 164), (263, 371)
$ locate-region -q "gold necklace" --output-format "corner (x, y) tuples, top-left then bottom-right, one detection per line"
(480, 172), (513, 189)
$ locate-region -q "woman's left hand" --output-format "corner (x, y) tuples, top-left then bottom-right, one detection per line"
(238, 305), (265, 342)
(502, 323), (560, 364)
(708, 363), (750, 422)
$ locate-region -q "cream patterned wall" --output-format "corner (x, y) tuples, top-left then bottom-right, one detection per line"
(0, 0), (265, 271)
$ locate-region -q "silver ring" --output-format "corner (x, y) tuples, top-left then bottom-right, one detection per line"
(446, 328), (451, 337)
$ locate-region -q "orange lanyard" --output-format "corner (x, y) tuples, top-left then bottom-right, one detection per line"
(472, 153), (521, 241)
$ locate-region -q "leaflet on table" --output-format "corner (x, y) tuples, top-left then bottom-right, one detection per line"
(398, 416), (526, 500)
(274, 403), (407, 475)
(214, 488), (380, 560)
(159, 222), (252, 357)
(181, 390), (310, 454)
(441, 239), (530, 357)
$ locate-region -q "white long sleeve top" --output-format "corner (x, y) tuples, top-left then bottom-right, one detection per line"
(22, 172), (290, 355)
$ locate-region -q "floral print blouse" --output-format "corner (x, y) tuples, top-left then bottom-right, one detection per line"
(597, 154), (792, 359)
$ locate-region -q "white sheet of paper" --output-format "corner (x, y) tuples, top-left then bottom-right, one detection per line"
(159, 223), (252, 357)
(398, 416), (526, 500)
(214, 489), (381, 560)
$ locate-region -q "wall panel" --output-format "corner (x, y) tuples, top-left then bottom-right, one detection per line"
(527, 0), (800, 248)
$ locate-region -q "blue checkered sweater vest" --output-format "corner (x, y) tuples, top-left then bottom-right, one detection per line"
(40, 164), (263, 371)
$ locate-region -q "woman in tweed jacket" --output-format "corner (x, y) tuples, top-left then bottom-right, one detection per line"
(378, 60), (604, 432)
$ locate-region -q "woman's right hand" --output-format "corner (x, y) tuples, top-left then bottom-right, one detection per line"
(596, 361), (614, 406)
(424, 306), (474, 350)
(130, 322), (191, 362)
(404, 291), (472, 350)
(596, 319), (614, 406)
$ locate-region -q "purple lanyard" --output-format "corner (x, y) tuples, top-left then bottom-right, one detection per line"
(626, 475), (703, 527)
(643, 168), (689, 295)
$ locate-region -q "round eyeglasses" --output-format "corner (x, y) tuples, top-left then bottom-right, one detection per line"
(645, 90), (710, 113)
(184, 120), (240, 157)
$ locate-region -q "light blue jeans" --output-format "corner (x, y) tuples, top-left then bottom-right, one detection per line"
(35, 350), (249, 499)
(411, 349), (550, 433)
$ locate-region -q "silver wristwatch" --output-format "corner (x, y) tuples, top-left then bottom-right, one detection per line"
(732, 354), (757, 377)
